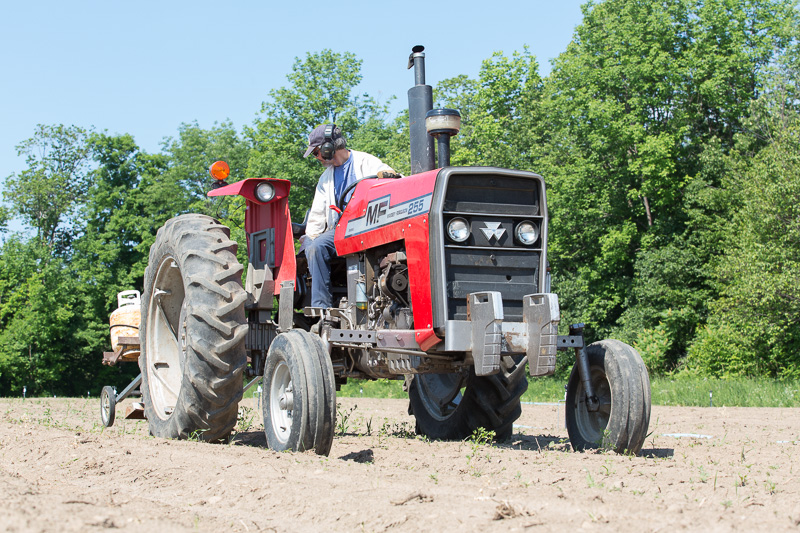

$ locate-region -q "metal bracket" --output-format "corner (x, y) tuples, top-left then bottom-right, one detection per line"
(330, 329), (376, 345)
(245, 262), (275, 310)
(278, 281), (294, 332)
(115, 373), (142, 403)
(523, 293), (560, 376)
(557, 335), (584, 350)
(467, 291), (503, 376)
(570, 323), (599, 412)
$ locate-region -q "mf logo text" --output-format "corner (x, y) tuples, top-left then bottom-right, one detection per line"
(366, 199), (389, 225)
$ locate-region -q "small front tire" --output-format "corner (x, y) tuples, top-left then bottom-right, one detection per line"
(565, 340), (651, 454)
(262, 330), (336, 455)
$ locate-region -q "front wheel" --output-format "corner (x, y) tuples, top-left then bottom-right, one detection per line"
(262, 330), (336, 455)
(565, 340), (651, 454)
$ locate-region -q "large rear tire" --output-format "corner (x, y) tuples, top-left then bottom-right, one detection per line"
(139, 214), (247, 442)
(565, 339), (651, 454)
(262, 330), (336, 455)
(408, 355), (527, 441)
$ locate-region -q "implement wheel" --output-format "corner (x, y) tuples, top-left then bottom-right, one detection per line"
(408, 355), (528, 441)
(565, 340), (651, 454)
(139, 214), (247, 442)
(100, 386), (116, 428)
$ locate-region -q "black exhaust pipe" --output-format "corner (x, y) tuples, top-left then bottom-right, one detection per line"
(407, 45), (435, 174)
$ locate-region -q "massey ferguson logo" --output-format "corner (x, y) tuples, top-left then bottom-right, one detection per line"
(345, 193), (432, 238)
(480, 222), (506, 242)
(365, 199), (388, 225)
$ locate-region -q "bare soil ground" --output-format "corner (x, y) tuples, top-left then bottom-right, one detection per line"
(1, 396), (799, 532)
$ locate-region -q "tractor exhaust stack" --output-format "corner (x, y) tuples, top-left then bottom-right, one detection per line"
(407, 45), (435, 174)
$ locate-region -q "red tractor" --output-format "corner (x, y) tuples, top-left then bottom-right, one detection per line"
(101, 46), (650, 456)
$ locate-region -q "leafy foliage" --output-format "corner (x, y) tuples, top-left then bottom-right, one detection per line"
(541, 0), (798, 359)
(4, 125), (91, 250)
(247, 49), (400, 217)
(687, 61), (800, 377)
(2, 2), (800, 395)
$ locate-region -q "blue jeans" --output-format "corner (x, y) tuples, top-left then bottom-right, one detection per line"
(304, 229), (337, 308)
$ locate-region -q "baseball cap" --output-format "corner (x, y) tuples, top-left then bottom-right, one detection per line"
(303, 124), (332, 158)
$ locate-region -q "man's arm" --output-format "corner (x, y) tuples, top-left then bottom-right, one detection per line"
(305, 178), (329, 239)
(355, 151), (395, 179)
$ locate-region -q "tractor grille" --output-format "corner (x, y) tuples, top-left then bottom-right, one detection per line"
(435, 171), (544, 323)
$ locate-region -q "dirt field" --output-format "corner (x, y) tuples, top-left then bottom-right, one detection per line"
(1, 396), (799, 532)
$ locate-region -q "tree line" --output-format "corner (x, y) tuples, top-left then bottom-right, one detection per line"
(2, 0), (799, 396)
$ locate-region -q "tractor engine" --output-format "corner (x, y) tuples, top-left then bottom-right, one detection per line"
(368, 250), (412, 330)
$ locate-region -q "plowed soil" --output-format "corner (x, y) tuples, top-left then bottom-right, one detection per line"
(1, 396), (799, 532)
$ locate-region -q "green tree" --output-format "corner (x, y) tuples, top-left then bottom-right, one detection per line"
(540, 0), (798, 368)
(67, 134), (170, 380)
(435, 48), (545, 170)
(0, 205), (9, 234)
(3, 125), (91, 251)
(160, 121), (250, 215)
(0, 237), (82, 395)
(687, 60), (800, 377)
(247, 49), (398, 217)
(158, 122), (251, 264)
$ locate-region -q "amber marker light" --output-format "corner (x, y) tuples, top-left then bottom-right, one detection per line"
(209, 161), (230, 180)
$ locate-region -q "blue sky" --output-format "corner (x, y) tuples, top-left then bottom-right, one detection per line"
(1, 0), (585, 230)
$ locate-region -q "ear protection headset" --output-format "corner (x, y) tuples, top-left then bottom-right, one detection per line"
(318, 124), (337, 161)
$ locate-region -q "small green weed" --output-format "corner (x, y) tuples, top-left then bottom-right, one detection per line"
(465, 427), (496, 472)
(336, 405), (357, 435)
(188, 428), (208, 442)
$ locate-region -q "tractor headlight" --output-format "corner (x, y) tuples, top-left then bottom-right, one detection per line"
(447, 217), (470, 243)
(515, 220), (539, 245)
(255, 182), (275, 203)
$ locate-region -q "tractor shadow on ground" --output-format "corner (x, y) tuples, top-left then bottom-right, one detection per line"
(508, 433), (675, 458)
(507, 433), (571, 452)
(640, 447), (675, 458)
(339, 449), (375, 463)
(229, 430), (267, 448)
(229, 431), (377, 463)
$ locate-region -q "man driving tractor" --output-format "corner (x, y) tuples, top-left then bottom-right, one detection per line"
(301, 124), (394, 308)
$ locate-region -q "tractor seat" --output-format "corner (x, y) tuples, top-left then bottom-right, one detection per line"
(292, 209), (310, 238)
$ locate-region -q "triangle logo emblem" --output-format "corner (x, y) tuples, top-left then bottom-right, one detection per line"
(480, 222), (506, 242)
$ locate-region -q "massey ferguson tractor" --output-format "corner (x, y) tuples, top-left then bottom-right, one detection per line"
(101, 46), (651, 456)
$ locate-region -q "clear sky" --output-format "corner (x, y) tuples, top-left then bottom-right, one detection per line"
(1, 0), (585, 228)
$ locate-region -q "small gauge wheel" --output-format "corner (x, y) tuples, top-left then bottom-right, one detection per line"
(100, 386), (116, 427)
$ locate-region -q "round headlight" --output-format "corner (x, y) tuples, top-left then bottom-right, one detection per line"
(515, 221), (539, 245)
(255, 182), (275, 203)
(447, 217), (470, 243)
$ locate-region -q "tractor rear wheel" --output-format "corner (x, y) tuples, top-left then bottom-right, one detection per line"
(565, 340), (651, 454)
(262, 330), (336, 455)
(139, 214), (247, 442)
(408, 355), (527, 441)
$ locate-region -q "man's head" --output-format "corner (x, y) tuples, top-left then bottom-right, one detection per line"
(304, 124), (347, 161)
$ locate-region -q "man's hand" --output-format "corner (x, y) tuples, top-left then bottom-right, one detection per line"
(377, 170), (401, 179)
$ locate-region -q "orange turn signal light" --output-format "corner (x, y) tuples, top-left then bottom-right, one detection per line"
(209, 161), (230, 181)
